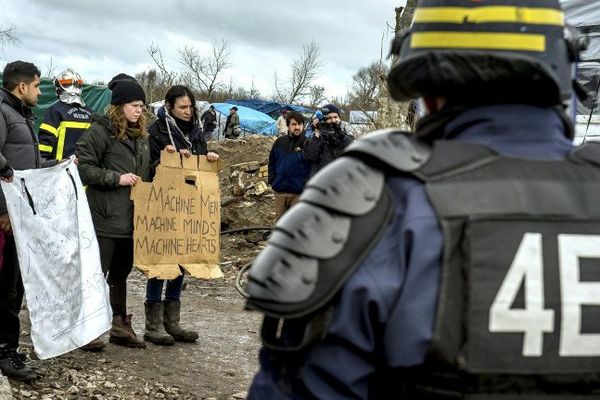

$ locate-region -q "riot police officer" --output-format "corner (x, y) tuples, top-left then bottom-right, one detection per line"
(245, 0), (600, 398)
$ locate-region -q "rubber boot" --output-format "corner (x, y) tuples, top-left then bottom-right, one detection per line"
(0, 344), (37, 381)
(109, 314), (146, 348)
(163, 300), (199, 342)
(80, 337), (106, 352)
(144, 303), (174, 346)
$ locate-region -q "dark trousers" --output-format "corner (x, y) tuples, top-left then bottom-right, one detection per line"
(98, 237), (133, 317)
(146, 273), (184, 304)
(0, 235), (23, 348)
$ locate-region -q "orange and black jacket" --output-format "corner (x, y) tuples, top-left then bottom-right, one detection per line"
(38, 101), (93, 160)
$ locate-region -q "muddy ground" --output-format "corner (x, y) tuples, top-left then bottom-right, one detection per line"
(8, 136), (278, 400)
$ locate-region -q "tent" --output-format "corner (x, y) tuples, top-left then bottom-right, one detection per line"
(563, 0), (600, 141)
(210, 103), (277, 139)
(0, 74), (111, 131)
(226, 98), (313, 119)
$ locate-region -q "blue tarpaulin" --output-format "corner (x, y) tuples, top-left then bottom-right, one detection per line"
(225, 98), (313, 118)
(212, 103), (277, 136)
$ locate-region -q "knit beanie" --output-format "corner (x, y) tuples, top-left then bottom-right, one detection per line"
(321, 103), (340, 116)
(108, 73), (146, 105)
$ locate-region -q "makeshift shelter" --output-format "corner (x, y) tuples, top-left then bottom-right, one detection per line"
(0, 74), (111, 131)
(563, 0), (600, 141)
(210, 103), (277, 139)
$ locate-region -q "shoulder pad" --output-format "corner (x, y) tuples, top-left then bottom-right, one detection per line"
(344, 128), (431, 172)
(246, 156), (395, 319)
(269, 202), (351, 259)
(246, 245), (318, 304)
(301, 157), (384, 216)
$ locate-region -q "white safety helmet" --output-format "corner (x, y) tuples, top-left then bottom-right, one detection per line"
(54, 68), (85, 105)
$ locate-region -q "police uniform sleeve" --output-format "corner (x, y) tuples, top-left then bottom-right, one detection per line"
(249, 174), (442, 399)
(38, 105), (61, 160)
(247, 130), (437, 399)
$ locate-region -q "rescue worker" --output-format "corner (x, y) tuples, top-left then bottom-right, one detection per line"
(39, 68), (92, 161)
(245, 0), (600, 398)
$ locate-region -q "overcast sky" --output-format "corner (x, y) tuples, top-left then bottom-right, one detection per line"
(0, 0), (406, 102)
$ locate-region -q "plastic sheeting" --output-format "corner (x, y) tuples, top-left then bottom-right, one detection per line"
(211, 103), (277, 137)
(563, 0), (600, 116)
(225, 98), (313, 119)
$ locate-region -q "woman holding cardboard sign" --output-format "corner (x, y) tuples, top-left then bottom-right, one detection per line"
(145, 85), (219, 346)
(77, 73), (150, 349)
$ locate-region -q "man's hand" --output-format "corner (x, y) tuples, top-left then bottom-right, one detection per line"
(0, 213), (11, 232)
(118, 173), (139, 186)
(165, 145), (176, 153)
(207, 151), (220, 162)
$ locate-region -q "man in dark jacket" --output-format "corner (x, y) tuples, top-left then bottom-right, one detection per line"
(268, 111), (311, 220)
(303, 103), (354, 177)
(200, 105), (217, 140)
(224, 106), (240, 139)
(0, 60), (43, 381)
(245, 1), (600, 398)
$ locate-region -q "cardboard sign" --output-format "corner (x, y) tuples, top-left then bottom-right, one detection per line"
(131, 151), (223, 279)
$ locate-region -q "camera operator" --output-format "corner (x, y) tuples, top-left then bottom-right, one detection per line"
(303, 103), (354, 176)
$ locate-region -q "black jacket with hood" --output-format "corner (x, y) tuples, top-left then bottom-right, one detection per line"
(76, 113), (150, 238)
(148, 106), (208, 165)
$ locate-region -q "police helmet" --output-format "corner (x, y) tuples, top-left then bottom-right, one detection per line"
(387, 0), (586, 107)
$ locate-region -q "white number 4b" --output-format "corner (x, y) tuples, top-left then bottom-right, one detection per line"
(489, 233), (600, 357)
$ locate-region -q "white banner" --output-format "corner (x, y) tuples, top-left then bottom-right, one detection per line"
(1, 158), (111, 359)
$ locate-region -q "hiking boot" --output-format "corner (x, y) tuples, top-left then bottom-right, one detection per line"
(163, 300), (199, 342)
(109, 314), (146, 348)
(80, 337), (106, 352)
(144, 303), (174, 346)
(0, 345), (37, 381)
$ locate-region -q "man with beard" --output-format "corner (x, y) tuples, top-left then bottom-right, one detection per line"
(268, 111), (311, 220)
(0, 60), (45, 381)
(303, 103), (354, 177)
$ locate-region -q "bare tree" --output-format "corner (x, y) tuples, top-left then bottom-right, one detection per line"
(0, 23), (18, 48)
(147, 43), (178, 87)
(179, 39), (231, 101)
(135, 69), (171, 104)
(44, 57), (57, 79)
(349, 62), (388, 110)
(273, 41), (324, 104)
(376, 1), (417, 130)
(307, 85), (326, 108)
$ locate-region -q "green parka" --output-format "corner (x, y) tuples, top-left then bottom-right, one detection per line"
(76, 114), (150, 238)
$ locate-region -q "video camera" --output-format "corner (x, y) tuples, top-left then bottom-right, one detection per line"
(315, 106), (340, 133)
